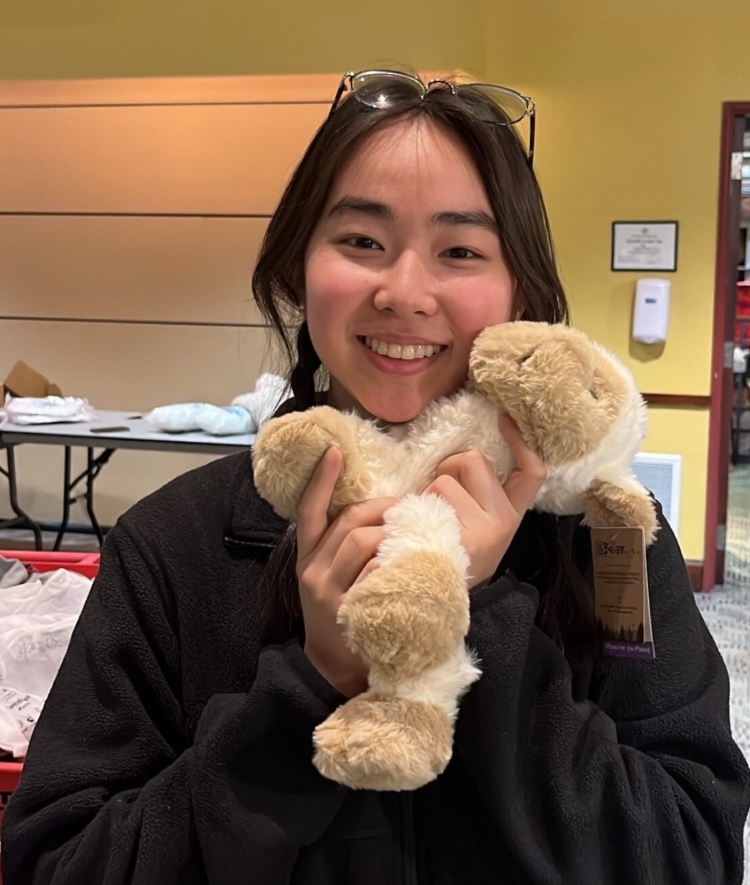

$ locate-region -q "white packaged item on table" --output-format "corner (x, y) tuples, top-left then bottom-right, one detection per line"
(4, 395), (95, 425)
(232, 373), (289, 431)
(195, 405), (253, 436)
(145, 402), (211, 432)
(147, 374), (288, 437)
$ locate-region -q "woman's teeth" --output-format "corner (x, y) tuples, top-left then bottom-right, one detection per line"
(364, 336), (444, 360)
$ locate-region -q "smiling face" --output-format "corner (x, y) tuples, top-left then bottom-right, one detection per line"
(303, 116), (516, 424)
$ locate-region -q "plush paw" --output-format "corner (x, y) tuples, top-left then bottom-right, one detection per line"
(252, 406), (373, 519)
(580, 478), (659, 545)
(313, 692), (453, 791)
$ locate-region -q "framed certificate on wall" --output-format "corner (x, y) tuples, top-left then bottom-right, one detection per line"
(611, 221), (678, 272)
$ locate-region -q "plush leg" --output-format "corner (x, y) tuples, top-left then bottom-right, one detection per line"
(313, 495), (481, 791)
(580, 478), (659, 545)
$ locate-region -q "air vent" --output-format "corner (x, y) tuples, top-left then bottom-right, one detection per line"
(631, 453), (682, 537)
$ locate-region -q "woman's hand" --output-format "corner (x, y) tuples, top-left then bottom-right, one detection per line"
(296, 446), (397, 698)
(424, 415), (547, 589)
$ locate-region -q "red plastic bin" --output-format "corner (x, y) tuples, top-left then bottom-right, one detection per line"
(3, 550), (101, 580)
(0, 550), (100, 833)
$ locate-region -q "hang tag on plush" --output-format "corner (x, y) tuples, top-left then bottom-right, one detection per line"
(590, 526), (655, 661)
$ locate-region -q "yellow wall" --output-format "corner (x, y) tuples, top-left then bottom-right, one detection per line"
(0, 1), (485, 80)
(3, 0), (749, 558)
(484, 0), (750, 558)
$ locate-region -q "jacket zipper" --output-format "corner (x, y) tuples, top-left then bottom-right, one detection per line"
(222, 535), (278, 560)
(223, 535), (276, 550)
(402, 792), (418, 885)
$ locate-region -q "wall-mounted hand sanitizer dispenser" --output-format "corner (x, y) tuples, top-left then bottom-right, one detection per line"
(632, 278), (671, 344)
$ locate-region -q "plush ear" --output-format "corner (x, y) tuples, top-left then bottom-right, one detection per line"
(578, 478), (659, 546)
(252, 406), (374, 520)
(470, 322), (631, 466)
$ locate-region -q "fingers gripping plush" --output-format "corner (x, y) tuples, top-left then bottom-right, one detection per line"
(252, 322), (657, 792)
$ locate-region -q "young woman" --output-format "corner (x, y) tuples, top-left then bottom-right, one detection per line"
(3, 70), (749, 885)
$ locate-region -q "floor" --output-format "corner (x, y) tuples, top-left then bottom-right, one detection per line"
(694, 464), (750, 880)
(0, 528), (98, 553)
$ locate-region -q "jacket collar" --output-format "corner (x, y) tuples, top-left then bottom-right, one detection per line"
(227, 464), (288, 546)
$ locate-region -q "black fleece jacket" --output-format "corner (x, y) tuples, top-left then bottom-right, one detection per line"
(1, 450), (748, 884)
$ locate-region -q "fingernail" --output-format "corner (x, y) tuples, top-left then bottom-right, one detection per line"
(326, 446), (343, 467)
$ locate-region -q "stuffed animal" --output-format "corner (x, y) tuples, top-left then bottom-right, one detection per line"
(252, 322), (657, 792)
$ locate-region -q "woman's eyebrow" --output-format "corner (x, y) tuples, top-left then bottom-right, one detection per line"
(432, 210), (499, 234)
(326, 199), (498, 235)
(328, 197), (393, 219)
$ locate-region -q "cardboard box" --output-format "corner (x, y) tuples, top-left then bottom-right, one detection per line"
(1, 360), (63, 402)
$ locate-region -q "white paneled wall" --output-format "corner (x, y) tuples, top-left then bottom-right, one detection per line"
(0, 74), (335, 526)
(0, 216), (268, 324)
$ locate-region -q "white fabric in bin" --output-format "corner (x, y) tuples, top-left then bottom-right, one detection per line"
(0, 568), (92, 756)
(0, 569), (90, 617)
(0, 687), (43, 758)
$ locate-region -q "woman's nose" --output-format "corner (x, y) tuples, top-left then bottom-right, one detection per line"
(372, 250), (439, 315)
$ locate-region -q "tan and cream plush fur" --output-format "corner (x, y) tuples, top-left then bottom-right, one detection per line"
(252, 322), (657, 793)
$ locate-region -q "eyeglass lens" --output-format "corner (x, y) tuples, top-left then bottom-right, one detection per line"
(350, 71), (425, 108)
(458, 84), (529, 125)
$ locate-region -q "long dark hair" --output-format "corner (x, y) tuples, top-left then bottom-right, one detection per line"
(252, 76), (598, 667)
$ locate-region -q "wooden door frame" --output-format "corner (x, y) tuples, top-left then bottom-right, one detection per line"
(704, 101), (750, 590)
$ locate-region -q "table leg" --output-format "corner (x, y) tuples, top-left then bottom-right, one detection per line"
(3, 446), (44, 550)
(54, 448), (113, 550)
(85, 448), (105, 547)
(52, 446), (73, 552)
